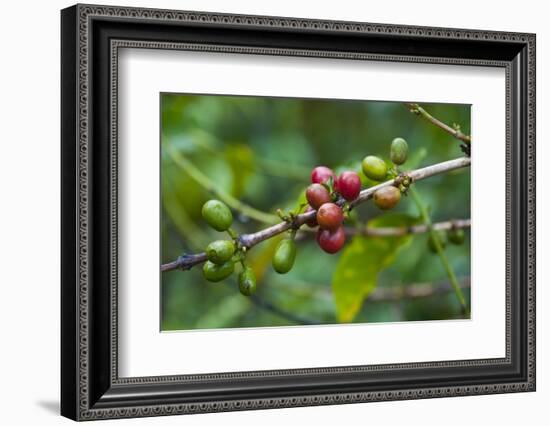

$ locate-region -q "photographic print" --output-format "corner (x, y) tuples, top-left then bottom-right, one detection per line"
(61, 6), (535, 418)
(160, 94), (471, 331)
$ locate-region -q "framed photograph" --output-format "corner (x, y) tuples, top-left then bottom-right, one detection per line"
(61, 4), (536, 421)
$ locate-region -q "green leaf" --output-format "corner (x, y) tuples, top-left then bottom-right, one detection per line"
(332, 213), (419, 322)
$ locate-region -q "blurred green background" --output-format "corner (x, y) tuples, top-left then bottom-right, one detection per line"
(160, 94), (471, 331)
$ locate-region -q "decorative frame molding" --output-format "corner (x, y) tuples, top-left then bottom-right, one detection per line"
(61, 4), (535, 421)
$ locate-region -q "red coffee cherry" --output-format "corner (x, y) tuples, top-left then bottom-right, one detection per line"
(317, 226), (346, 254)
(316, 203), (344, 230)
(335, 171), (361, 201)
(311, 166), (335, 184)
(304, 206), (318, 228)
(306, 183), (332, 209)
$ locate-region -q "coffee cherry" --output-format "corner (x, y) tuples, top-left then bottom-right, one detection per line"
(317, 226), (346, 254)
(448, 227), (465, 245)
(427, 231), (447, 253)
(305, 206), (318, 228)
(373, 186), (401, 210)
(203, 260), (234, 282)
(201, 200), (233, 232)
(238, 266), (257, 296)
(306, 183), (332, 210)
(311, 166), (336, 184)
(361, 156), (388, 181)
(272, 238), (297, 274)
(205, 240), (235, 265)
(316, 203), (344, 230)
(390, 137), (409, 165)
(335, 171), (361, 201)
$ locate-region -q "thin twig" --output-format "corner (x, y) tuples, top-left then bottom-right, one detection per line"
(332, 218), (470, 237)
(164, 218), (470, 272)
(409, 187), (468, 315)
(161, 253), (208, 272)
(162, 156), (471, 272)
(295, 218), (470, 241)
(405, 103), (471, 144)
(367, 277), (470, 303)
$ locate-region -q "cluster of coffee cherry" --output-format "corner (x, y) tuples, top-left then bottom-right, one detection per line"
(199, 137), (411, 295)
(304, 167), (357, 254)
(200, 199), (257, 295)
(303, 137), (410, 255)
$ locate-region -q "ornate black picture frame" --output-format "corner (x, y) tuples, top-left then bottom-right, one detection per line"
(61, 4), (536, 421)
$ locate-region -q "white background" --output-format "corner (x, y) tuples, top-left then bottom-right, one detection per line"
(119, 49), (506, 377)
(0, 0), (547, 425)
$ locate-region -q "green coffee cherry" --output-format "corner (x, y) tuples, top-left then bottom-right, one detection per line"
(238, 266), (257, 296)
(201, 200), (233, 232)
(205, 240), (235, 265)
(427, 231), (447, 254)
(448, 227), (465, 245)
(390, 137), (408, 165)
(202, 260), (234, 282)
(272, 238), (297, 274)
(361, 156), (388, 181)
